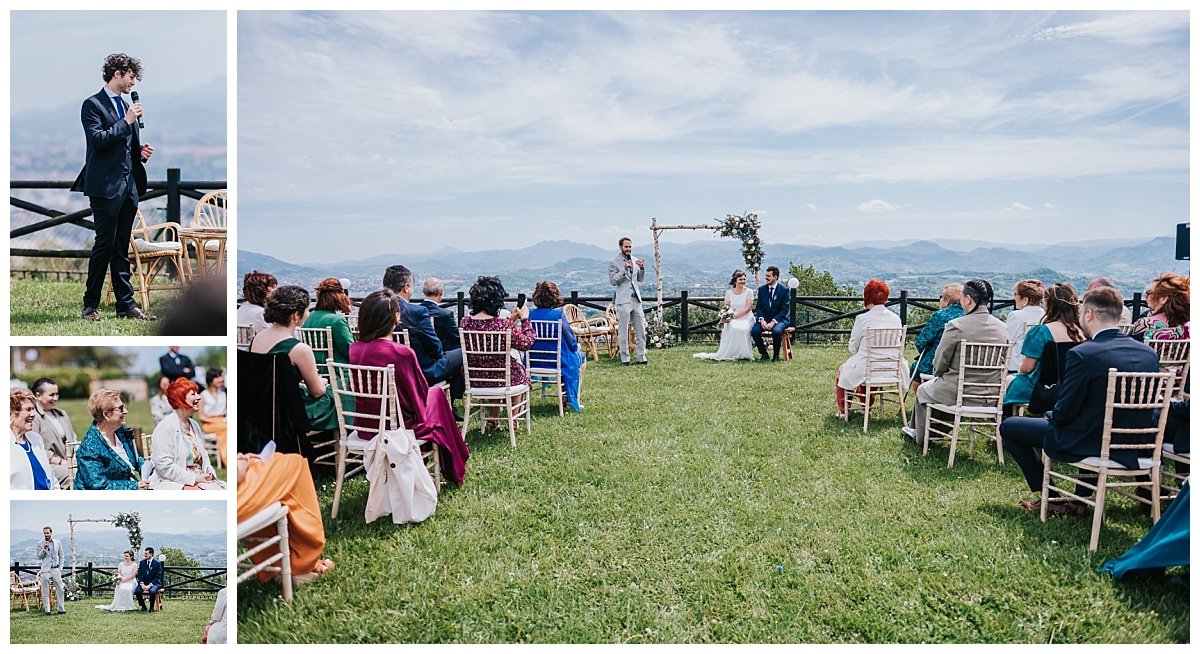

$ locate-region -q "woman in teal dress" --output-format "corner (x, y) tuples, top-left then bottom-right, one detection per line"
(1004, 283), (1086, 408)
(73, 389), (147, 490)
(527, 281), (586, 413)
(249, 285), (338, 433)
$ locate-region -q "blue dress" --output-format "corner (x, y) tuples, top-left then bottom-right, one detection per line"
(73, 424), (143, 490)
(1004, 324), (1054, 405)
(528, 307), (585, 413)
(911, 304), (964, 378)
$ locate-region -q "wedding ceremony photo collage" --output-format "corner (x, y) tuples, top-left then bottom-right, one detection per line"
(4, 4), (1197, 648)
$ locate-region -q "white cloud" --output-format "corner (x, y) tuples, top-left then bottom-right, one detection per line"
(857, 199), (898, 213)
(1007, 202), (1032, 211)
(1043, 202), (1057, 209)
(806, 203), (818, 211)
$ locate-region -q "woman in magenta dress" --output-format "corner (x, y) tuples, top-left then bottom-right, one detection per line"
(348, 289), (469, 486)
(459, 276), (537, 388)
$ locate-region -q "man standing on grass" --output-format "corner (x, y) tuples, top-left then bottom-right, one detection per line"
(71, 53), (154, 322)
(608, 237), (647, 365)
(37, 526), (66, 615)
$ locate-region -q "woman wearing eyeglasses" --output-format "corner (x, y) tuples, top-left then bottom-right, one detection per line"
(73, 389), (148, 490)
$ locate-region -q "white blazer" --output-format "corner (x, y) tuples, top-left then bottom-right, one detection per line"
(146, 413), (225, 490)
(838, 305), (909, 390)
(10, 431), (57, 491)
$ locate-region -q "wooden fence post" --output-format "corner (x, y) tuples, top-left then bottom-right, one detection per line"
(899, 290), (908, 326)
(679, 290), (689, 342)
(166, 168), (180, 223)
(456, 291), (465, 323)
(1131, 292), (1142, 320)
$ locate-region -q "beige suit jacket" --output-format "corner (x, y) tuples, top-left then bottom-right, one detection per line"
(924, 310), (1009, 406)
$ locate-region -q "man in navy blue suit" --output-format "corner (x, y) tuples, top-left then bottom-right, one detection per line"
(751, 265), (791, 362)
(420, 277), (461, 352)
(383, 266), (464, 406)
(70, 53), (155, 322)
(134, 547), (163, 612)
(1000, 286), (1161, 514)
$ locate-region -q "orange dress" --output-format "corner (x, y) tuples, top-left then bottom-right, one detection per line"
(236, 454), (326, 581)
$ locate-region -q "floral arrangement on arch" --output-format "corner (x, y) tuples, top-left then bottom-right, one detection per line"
(63, 576), (81, 602)
(716, 212), (763, 276)
(112, 512), (143, 552)
(647, 310), (674, 349)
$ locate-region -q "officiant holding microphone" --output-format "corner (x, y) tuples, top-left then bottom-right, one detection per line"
(608, 237), (648, 365)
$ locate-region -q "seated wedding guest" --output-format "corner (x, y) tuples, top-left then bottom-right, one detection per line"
(30, 378), (76, 489)
(349, 289), (470, 485)
(1086, 276), (1133, 324)
(1007, 279), (1045, 372)
(460, 275), (537, 390)
(909, 283), (964, 391)
(835, 280), (907, 419)
(1131, 272), (1189, 341)
(74, 389), (147, 490)
(147, 378), (224, 490)
(1004, 283), (1086, 412)
(421, 277), (462, 352)
(902, 279), (1007, 446)
(10, 388), (55, 491)
(384, 265), (464, 405)
(528, 280), (587, 413)
(199, 368), (228, 466)
(237, 452), (334, 584)
(302, 277), (355, 366)
(250, 286), (337, 434)
(237, 270), (277, 335)
(999, 287), (1160, 515)
(204, 587), (227, 644)
(150, 375), (172, 425)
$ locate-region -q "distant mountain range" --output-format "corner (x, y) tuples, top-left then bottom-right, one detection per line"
(239, 235), (1187, 298)
(11, 530), (226, 568)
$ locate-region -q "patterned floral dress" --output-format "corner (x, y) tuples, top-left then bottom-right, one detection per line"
(459, 316), (536, 387)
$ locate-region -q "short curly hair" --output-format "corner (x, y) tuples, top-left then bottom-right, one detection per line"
(1014, 279), (1045, 306)
(468, 276), (507, 317)
(87, 389), (123, 422)
(1148, 272), (1190, 327)
(863, 279), (889, 306)
(166, 377), (200, 410)
(242, 270), (277, 307)
(532, 281), (563, 309)
(102, 53), (142, 82)
(263, 285), (310, 325)
(10, 388), (34, 414)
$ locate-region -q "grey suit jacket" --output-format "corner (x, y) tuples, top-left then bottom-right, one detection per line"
(926, 310), (1010, 406)
(608, 255), (645, 305)
(37, 538), (64, 572)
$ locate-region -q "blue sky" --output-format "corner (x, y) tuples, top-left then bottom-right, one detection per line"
(238, 10), (1189, 261)
(9, 11), (227, 114)
(10, 500), (225, 535)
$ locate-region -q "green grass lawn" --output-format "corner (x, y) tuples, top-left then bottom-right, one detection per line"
(9, 595), (217, 644)
(236, 343), (1188, 644)
(10, 279), (176, 336)
(56, 398), (227, 483)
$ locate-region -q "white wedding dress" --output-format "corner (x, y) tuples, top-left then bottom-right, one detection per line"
(96, 561), (137, 611)
(694, 288), (755, 361)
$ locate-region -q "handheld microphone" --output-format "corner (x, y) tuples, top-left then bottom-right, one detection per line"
(130, 91), (144, 128)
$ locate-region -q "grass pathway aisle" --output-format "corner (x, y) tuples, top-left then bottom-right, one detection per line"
(236, 345), (1187, 643)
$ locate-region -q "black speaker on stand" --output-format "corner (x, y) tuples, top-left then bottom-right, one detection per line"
(1176, 223), (1189, 260)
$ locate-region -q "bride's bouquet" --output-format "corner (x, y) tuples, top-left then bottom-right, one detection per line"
(717, 304), (735, 326)
(109, 573), (122, 587)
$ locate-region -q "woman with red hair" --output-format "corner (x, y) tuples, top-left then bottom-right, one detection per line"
(146, 377), (224, 490)
(835, 279), (908, 418)
(1132, 272), (1189, 341)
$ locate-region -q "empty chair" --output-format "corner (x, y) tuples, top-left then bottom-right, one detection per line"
(236, 502), (292, 602)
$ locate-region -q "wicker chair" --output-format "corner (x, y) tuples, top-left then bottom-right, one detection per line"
(922, 341), (1012, 467)
(843, 327), (908, 433)
(10, 571), (39, 611)
(526, 319), (565, 416)
(189, 189), (228, 272)
(327, 361), (441, 519)
(237, 324), (256, 351)
(1039, 369), (1175, 550)
(236, 502), (292, 602)
(107, 210), (186, 311)
(462, 329), (531, 447)
(563, 304), (611, 361)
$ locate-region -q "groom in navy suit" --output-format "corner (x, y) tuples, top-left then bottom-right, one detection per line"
(70, 53), (155, 322)
(751, 266), (791, 362)
(134, 547), (163, 612)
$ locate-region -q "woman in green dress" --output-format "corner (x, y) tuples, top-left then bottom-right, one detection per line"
(249, 285), (337, 432)
(1004, 283), (1086, 410)
(301, 277), (354, 366)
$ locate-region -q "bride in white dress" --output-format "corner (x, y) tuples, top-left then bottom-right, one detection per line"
(96, 551), (138, 612)
(694, 270), (756, 361)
